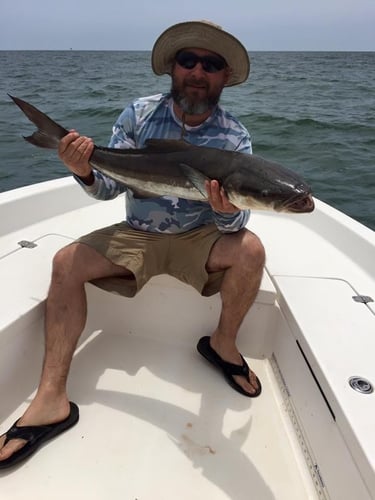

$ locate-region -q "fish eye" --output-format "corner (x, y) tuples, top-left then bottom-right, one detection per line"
(261, 189), (269, 197)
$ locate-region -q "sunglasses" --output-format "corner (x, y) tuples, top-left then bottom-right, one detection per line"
(175, 51), (227, 73)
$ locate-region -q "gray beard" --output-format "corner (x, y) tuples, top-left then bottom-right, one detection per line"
(174, 96), (212, 115)
(171, 82), (220, 116)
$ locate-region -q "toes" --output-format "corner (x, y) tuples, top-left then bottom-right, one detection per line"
(249, 370), (260, 391)
(0, 437), (27, 461)
(234, 376), (255, 394)
(233, 369), (260, 395)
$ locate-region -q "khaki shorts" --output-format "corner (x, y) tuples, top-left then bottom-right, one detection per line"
(77, 222), (224, 297)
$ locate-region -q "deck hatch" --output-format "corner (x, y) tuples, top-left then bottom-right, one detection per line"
(296, 340), (336, 421)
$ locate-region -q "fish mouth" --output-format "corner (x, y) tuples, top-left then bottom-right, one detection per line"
(281, 193), (315, 213)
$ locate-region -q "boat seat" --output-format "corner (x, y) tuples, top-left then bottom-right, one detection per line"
(0, 231), (277, 336)
(274, 275), (375, 495)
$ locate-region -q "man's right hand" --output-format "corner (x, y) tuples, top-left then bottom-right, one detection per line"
(58, 130), (95, 184)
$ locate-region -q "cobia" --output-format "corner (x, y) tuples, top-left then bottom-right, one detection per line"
(9, 95), (314, 213)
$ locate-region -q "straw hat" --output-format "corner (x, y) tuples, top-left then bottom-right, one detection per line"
(151, 20), (250, 87)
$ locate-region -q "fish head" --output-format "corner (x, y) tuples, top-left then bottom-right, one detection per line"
(225, 156), (315, 213)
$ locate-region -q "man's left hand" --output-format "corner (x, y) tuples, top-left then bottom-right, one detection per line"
(205, 180), (239, 214)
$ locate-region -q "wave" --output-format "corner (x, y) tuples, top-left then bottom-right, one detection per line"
(240, 113), (375, 133)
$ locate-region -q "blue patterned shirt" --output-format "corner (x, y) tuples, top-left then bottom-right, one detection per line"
(76, 93), (252, 233)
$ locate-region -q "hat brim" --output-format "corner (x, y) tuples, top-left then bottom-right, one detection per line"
(151, 21), (250, 87)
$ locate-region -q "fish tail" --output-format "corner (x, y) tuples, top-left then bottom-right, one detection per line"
(8, 94), (69, 149)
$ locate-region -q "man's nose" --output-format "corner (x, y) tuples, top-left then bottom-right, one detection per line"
(190, 62), (206, 76)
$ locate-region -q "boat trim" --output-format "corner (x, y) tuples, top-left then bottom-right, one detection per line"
(270, 354), (330, 499)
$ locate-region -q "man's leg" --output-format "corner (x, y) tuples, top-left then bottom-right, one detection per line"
(206, 229), (265, 395)
(0, 242), (131, 462)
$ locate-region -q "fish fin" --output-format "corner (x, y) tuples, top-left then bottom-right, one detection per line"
(180, 163), (209, 197)
(145, 139), (195, 152)
(23, 131), (61, 149)
(9, 94), (69, 149)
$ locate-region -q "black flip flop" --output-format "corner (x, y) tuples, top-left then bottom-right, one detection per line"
(0, 401), (79, 469)
(197, 336), (262, 397)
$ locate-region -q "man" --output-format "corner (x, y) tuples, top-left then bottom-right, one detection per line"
(0, 20), (265, 468)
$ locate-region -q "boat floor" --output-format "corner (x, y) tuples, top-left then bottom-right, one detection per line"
(1, 322), (316, 500)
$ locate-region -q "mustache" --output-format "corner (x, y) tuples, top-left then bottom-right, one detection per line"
(184, 78), (209, 88)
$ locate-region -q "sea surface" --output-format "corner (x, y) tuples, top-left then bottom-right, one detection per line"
(0, 50), (374, 230)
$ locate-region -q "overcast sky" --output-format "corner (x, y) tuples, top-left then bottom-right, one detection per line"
(1, 0), (374, 51)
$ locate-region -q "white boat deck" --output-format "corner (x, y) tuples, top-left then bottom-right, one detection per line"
(1, 319), (315, 500)
(1, 177), (374, 499)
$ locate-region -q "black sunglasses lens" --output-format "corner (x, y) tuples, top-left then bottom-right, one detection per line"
(176, 52), (226, 73)
(202, 56), (226, 72)
(176, 52), (198, 70)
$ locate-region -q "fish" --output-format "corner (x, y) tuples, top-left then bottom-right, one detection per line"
(9, 94), (314, 213)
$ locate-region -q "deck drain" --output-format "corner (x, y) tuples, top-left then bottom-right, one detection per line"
(349, 377), (373, 394)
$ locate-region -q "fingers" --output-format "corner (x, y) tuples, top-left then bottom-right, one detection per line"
(58, 130), (94, 177)
(205, 180), (239, 213)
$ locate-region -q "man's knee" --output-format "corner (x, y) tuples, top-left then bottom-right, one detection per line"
(207, 229), (265, 272)
(51, 243), (85, 283)
(239, 230), (265, 269)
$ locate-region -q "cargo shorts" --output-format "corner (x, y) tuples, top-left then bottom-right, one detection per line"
(77, 222), (225, 297)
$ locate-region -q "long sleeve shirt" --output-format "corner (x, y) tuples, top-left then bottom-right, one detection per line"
(76, 93), (252, 233)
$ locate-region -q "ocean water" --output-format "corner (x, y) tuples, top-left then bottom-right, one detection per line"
(0, 50), (374, 230)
